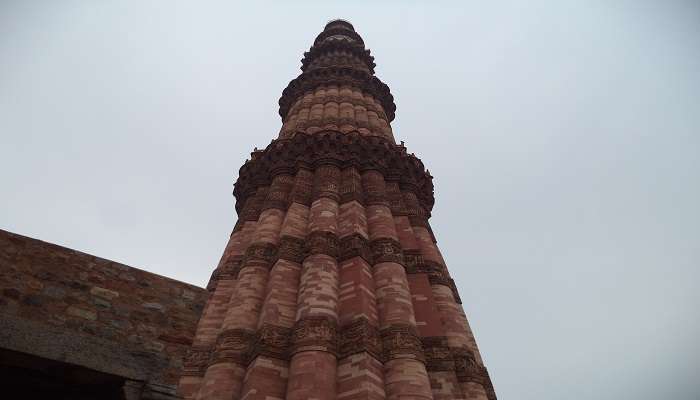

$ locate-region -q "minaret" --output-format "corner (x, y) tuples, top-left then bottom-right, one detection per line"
(179, 20), (496, 400)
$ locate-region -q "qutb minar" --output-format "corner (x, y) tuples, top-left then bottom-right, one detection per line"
(179, 20), (496, 400)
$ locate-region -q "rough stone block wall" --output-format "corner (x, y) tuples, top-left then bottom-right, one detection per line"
(0, 228), (208, 390)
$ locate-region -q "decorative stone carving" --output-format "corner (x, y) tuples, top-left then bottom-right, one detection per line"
(305, 231), (339, 258)
(403, 250), (425, 275)
(339, 234), (371, 263)
(181, 345), (212, 376)
(243, 242), (278, 268)
(239, 187), (268, 222)
(454, 346), (496, 399)
(312, 164), (341, 202)
(252, 324), (292, 361)
(206, 256), (244, 290)
(386, 187), (407, 215)
(289, 168), (314, 206)
(421, 336), (454, 372)
(380, 324), (425, 363)
(232, 131), (435, 216)
(427, 270), (451, 288)
(361, 170), (388, 206)
(370, 238), (404, 266)
(291, 316), (338, 355)
(339, 318), (382, 360)
(453, 347), (478, 381)
(220, 256), (244, 280)
(340, 167), (364, 205)
(262, 174), (294, 211)
(278, 235), (306, 263)
(210, 329), (256, 366)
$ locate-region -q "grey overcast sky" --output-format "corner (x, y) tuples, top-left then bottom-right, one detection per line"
(1, 1), (699, 399)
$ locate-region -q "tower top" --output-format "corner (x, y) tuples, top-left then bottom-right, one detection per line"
(324, 19), (355, 31)
(279, 20), (395, 122)
(314, 19), (363, 46)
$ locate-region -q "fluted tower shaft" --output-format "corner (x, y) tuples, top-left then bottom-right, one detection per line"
(178, 20), (496, 400)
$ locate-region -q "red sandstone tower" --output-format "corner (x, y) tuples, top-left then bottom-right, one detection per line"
(178, 20), (496, 400)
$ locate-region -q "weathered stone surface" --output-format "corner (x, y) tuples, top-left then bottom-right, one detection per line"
(91, 286), (120, 300)
(0, 229), (208, 392)
(67, 306), (97, 320)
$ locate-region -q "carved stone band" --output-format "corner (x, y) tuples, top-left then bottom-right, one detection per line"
(380, 324), (425, 363)
(243, 242), (278, 268)
(453, 346), (496, 400)
(181, 345), (213, 376)
(312, 164), (341, 202)
(210, 329), (257, 366)
(262, 175), (294, 211)
(233, 131), (434, 216)
(251, 324), (292, 361)
(278, 235), (306, 264)
(421, 336), (454, 372)
(305, 231), (339, 258)
(207, 258), (243, 291)
(370, 238), (404, 266)
(339, 167), (364, 205)
(338, 317), (382, 360)
(339, 234), (371, 264)
(291, 316), (338, 355)
(239, 188), (268, 222)
(289, 168), (313, 207)
(403, 251), (429, 274)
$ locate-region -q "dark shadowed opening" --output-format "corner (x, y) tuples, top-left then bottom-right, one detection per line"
(0, 348), (128, 399)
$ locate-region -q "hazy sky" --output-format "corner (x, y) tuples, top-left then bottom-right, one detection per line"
(1, 1), (699, 399)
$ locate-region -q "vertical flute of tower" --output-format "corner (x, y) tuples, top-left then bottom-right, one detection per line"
(279, 85), (394, 142)
(363, 170), (434, 399)
(285, 163), (341, 399)
(178, 20), (496, 400)
(393, 210), (465, 398)
(179, 189), (262, 399)
(240, 170), (307, 399)
(335, 166), (386, 399)
(197, 183), (285, 400)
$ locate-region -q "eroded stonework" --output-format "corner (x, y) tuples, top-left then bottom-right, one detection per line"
(0, 229), (208, 399)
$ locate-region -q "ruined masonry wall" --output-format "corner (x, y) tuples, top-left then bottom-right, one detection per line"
(0, 229), (208, 389)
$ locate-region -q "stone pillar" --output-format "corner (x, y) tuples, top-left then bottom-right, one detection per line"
(198, 184), (284, 400)
(363, 171), (433, 400)
(408, 205), (489, 400)
(286, 164), (341, 400)
(240, 170), (308, 400)
(336, 166), (386, 400)
(393, 208), (464, 400)
(179, 191), (261, 399)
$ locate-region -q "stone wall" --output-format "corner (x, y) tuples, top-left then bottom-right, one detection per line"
(0, 229), (208, 397)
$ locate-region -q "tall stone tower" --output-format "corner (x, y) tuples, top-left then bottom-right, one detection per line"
(179, 20), (496, 400)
